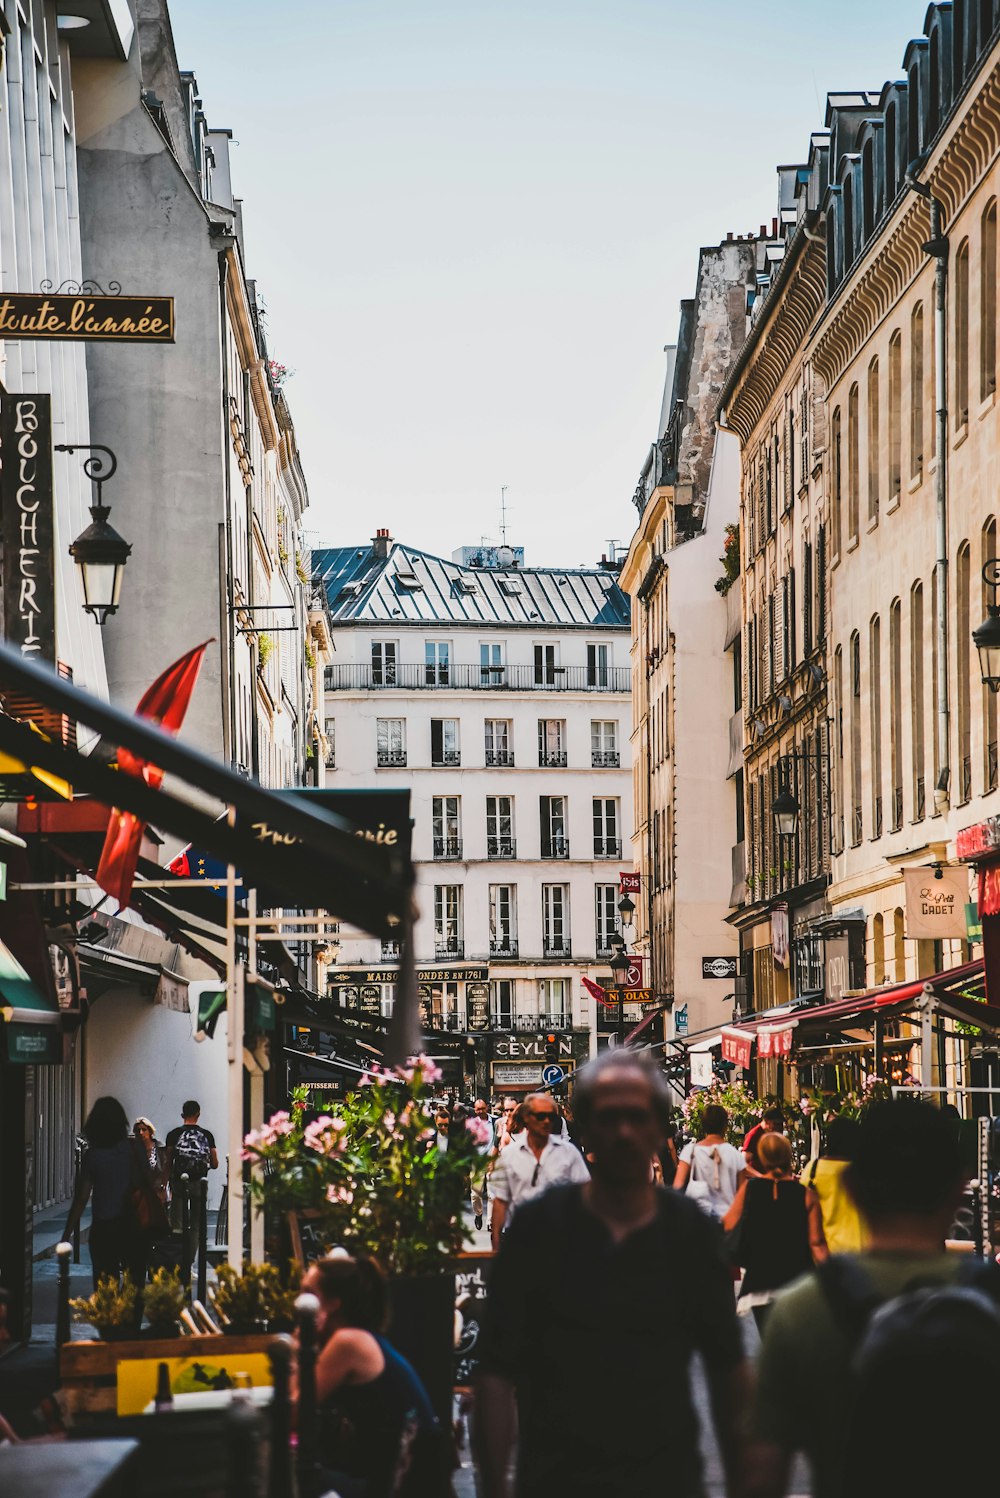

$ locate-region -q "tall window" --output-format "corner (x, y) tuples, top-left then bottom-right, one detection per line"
(982, 200), (997, 399)
(911, 302), (924, 476)
(591, 720), (619, 766)
(538, 719), (566, 767)
(534, 644), (558, 686)
(486, 795), (515, 857)
(488, 885), (517, 956)
(890, 599), (903, 829)
(539, 796), (568, 858)
(376, 717), (405, 766)
(931, 569), (941, 785)
(848, 383), (860, 540)
(538, 977), (568, 1022)
(911, 582), (926, 819)
(595, 885), (618, 955)
(870, 616), (883, 837)
(425, 641), (450, 685)
(894, 907), (906, 981)
(872, 913), (885, 984)
(958, 542), (972, 802)
(541, 885), (570, 956)
(433, 885), (463, 957)
(430, 718), (460, 767)
(867, 357), (880, 523)
(956, 238), (970, 426)
(593, 798), (620, 858)
(888, 332), (902, 501)
(492, 979), (514, 1028)
(432, 796), (461, 859)
(480, 642), (505, 685)
(833, 645), (845, 853)
(831, 407), (843, 556)
(484, 718), (513, 767)
(984, 519), (999, 791)
(371, 640), (397, 686)
(851, 631), (863, 845)
(586, 643), (611, 687)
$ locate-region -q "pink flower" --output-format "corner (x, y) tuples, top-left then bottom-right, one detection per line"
(325, 1183), (354, 1206)
(412, 1053), (443, 1084)
(304, 1116), (348, 1155)
(266, 1110), (294, 1136)
(799, 1097), (814, 1116)
(465, 1116), (491, 1147)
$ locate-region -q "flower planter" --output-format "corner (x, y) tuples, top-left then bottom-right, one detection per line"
(387, 1271), (456, 1427)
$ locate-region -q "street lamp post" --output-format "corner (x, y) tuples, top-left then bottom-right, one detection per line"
(55, 443), (132, 623)
(609, 947), (630, 1049)
(974, 560), (1000, 691)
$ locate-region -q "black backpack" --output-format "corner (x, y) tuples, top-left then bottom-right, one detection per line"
(819, 1255), (1000, 1498)
(171, 1125), (212, 1179)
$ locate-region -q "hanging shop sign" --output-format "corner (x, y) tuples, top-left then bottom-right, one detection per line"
(1, 393), (55, 661)
(689, 1051), (714, 1088)
(619, 872), (641, 893)
(957, 818), (1000, 860)
(757, 1021), (796, 1058)
(904, 867), (969, 939)
(978, 865), (1000, 919)
(673, 1004), (688, 1036)
(0, 293), (175, 343)
(771, 905), (790, 970)
(701, 956), (737, 980)
(466, 982), (490, 1031)
(721, 1026), (753, 1070)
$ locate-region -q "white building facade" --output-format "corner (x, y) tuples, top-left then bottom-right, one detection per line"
(315, 533), (635, 1098)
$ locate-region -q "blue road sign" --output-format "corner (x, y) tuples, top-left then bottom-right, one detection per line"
(541, 1063), (566, 1087)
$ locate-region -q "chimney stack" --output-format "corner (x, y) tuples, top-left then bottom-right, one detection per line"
(372, 528), (392, 560)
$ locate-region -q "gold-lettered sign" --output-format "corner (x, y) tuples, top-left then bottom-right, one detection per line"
(0, 294), (175, 343)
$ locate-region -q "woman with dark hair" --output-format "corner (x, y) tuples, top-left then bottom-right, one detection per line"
(63, 1096), (144, 1291)
(298, 1253), (441, 1498)
(673, 1104), (745, 1219)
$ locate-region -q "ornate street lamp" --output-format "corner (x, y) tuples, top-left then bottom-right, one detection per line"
(974, 561), (1000, 692)
(56, 444), (131, 624)
(617, 892), (636, 925)
(609, 946), (631, 1049)
(772, 782), (800, 839)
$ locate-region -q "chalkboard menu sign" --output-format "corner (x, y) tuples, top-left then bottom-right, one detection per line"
(454, 1252), (494, 1388)
(466, 982), (490, 1031)
(360, 983), (382, 1017)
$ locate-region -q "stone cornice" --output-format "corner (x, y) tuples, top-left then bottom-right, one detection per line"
(812, 36), (1000, 392)
(723, 232), (826, 447)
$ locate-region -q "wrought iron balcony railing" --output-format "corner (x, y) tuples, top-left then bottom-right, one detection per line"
(433, 837), (463, 859)
(593, 838), (622, 858)
(377, 750), (407, 767)
(325, 664), (630, 693)
(542, 938), (571, 958)
(591, 751), (620, 767)
(485, 749), (515, 767)
(431, 749), (461, 767)
(489, 939), (519, 958)
(434, 937), (464, 958)
(541, 839), (570, 859)
(487, 837), (516, 859)
(539, 751), (568, 767)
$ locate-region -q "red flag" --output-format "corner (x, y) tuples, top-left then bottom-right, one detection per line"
(581, 975), (616, 1010)
(95, 642), (210, 908)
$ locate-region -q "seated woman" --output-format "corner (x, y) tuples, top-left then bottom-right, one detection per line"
(298, 1252), (441, 1498)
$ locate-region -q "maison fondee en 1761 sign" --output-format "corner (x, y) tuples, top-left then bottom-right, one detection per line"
(0, 293), (175, 343)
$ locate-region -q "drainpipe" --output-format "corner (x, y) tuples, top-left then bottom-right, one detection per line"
(218, 250), (237, 769)
(906, 160), (950, 812)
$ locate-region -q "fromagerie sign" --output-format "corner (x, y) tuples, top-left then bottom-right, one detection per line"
(0, 294), (174, 343)
(903, 866), (969, 940)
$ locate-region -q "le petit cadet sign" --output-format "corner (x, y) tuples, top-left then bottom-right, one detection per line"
(0, 294), (175, 343)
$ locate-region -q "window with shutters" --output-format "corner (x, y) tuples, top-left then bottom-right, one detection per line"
(831, 407), (843, 559)
(833, 646), (845, 853)
(816, 527), (827, 644)
(867, 357), (880, 524)
(851, 632), (863, 845)
(888, 332), (902, 502)
(956, 239), (970, 427)
(911, 581), (926, 819)
(769, 436), (778, 535)
(784, 412), (794, 513)
(803, 542), (814, 657)
(787, 567), (796, 673)
(757, 459), (766, 553)
(747, 462), (757, 556)
(430, 719), (460, 767)
(981, 201), (997, 399)
(778, 576), (789, 682)
(848, 384), (860, 541)
(767, 593), (776, 699)
(800, 385), (809, 481)
(870, 616), (883, 838)
(958, 542), (972, 803)
(911, 303), (924, 475)
(890, 599), (903, 829)
(984, 520), (999, 792)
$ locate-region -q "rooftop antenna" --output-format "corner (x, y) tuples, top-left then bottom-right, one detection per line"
(500, 485), (509, 545)
(606, 538), (621, 559)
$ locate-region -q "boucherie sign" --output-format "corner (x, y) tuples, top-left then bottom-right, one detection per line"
(903, 866), (969, 940)
(0, 294), (174, 344)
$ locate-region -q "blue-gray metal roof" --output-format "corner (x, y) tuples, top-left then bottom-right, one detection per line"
(313, 543), (629, 630)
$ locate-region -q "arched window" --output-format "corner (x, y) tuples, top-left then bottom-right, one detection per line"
(958, 542), (972, 802)
(867, 357), (880, 522)
(848, 383), (860, 540)
(981, 200), (997, 399)
(888, 332), (902, 501)
(985, 518), (999, 790)
(911, 581), (926, 819)
(851, 630), (863, 845)
(886, 103), (898, 202)
(831, 407), (843, 557)
(956, 239), (970, 426)
(911, 302), (924, 476)
(894, 907), (906, 981)
(890, 598), (903, 828)
(870, 615), (883, 837)
(872, 912), (885, 984)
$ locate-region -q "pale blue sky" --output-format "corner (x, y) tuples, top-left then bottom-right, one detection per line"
(169, 0), (923, 566)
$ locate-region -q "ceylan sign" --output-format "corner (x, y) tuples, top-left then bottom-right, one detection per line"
(0, 393), (55, 661)
(0, 293), (174, 343)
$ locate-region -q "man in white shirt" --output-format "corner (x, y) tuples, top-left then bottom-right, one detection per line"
(471, 1098), (496, 1230)
(490, 1093), (589, 1250)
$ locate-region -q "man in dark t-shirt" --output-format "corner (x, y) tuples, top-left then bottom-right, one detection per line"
(164, 1099), (218, 1257)
(474, 1052), (748, 1498)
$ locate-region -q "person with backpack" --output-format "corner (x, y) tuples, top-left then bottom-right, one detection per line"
(748, 1099), (1000, 1498)
(164, 1100), (218, 1260)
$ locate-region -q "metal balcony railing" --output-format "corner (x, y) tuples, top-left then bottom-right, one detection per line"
(893, 785), (903, 832)
(377, 750), (407, 767)
(324, 664), (630, 693)
(539, 751), (568, 767)
(541, 839), (570, 859)
(489, 939), (519, 958)
(591, 751), (620, 767)
(494, 1012), (574, 1031)
(594, 838), (622, 858)
(381, 940), (401, 960)
(542, 938), (571, 958)
(487, 837), (516, 858)
(434, 937), (464, 958)
(433, 837), (463, 860)
(485, 749), (515, 767)
(990, 740), (999, 792)
(961, 754), (972, 804)
(422, 1013), (468, 1032)
(915, 775), (926, 820)
(431, 749), (461, 767)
